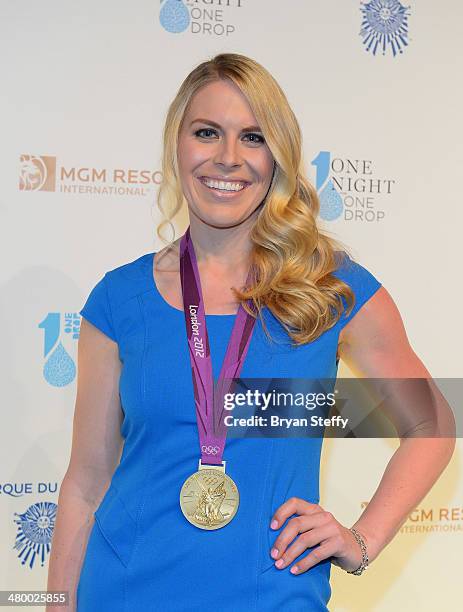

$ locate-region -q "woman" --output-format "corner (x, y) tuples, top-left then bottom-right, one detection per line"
(47, 53), (455, 611)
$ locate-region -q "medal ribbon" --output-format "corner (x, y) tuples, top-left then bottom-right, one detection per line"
(180, 227), (257, 466)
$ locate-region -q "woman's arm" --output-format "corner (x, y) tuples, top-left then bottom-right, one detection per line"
(338, 286), (456, 563)
(269, 285), (456, 575)
(46, 319), (124, 611)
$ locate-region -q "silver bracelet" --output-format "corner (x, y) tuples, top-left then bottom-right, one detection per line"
(346, 527), (369, 575)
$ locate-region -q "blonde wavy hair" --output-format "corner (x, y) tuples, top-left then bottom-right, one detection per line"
(157, 52), (356, 346)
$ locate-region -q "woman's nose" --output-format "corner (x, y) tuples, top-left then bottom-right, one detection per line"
(213, 137), (242, 167)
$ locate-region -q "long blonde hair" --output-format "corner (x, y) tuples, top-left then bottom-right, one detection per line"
(157, 52), (355, 345)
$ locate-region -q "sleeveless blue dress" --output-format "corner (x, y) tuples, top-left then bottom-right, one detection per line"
(75, 250), (381, 611)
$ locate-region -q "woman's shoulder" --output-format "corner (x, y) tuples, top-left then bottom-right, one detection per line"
(103, 251), (157, 305)
(330, 250), (383, 330)
(106, 251), (154, 282)
(79, 252), (154, 342)
(331, 250), (381, 288)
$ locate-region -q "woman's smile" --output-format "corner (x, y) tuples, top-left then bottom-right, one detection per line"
(196, 175), (251, 198)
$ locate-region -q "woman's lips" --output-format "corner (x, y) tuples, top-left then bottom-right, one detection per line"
(197, 176), (250, 197)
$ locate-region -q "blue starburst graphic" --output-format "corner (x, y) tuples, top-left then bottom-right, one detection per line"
(360, 0), (411, 57)
(13, 502), (57, 569)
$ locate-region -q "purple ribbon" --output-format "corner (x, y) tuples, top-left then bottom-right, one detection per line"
(180, 228), (256, 466)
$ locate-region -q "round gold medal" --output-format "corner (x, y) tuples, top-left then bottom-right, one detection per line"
(180, 460), (239, 530)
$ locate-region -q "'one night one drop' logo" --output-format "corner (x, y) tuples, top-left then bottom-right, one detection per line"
(313, 151), (393, 223)
(360, 0), (411, 57)
(159, 0), (241, 36)
(40, 312), (79, 387)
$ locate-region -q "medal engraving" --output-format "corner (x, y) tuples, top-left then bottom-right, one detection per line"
(180, 467), (239, 530)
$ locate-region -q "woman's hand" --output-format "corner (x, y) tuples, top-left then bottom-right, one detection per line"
(269, 497), (366, 574)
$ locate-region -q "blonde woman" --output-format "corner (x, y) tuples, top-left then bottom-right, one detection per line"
(48, 53), (455, 611)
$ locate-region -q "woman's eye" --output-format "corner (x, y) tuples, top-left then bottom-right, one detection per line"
(244, 133), (265, 144)
(194, 128), (265, 144)
(194, 128), (217, 138)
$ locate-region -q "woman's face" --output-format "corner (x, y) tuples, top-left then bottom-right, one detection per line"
(177, 79), (275, 229)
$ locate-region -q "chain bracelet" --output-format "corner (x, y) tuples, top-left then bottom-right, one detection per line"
(346, 527), (369, 575)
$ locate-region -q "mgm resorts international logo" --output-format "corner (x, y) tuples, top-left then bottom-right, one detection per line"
(19, 154), (161, 197)
(361, 501), (463, 535)
(360, 0), (411, 57)
(159, 0), (243, 36)
(312, 150), (395, 223)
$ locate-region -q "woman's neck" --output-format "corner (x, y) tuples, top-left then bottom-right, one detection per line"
(187, 215), (254, 272)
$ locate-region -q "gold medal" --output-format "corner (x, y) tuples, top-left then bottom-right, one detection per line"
(179, 460), (239, 530)
(179, 229), (255, 530)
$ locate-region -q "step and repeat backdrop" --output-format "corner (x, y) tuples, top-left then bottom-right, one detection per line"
(1, 1), (461, 610)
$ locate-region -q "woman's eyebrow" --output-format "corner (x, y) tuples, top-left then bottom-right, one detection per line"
(189, 118), (262, 133)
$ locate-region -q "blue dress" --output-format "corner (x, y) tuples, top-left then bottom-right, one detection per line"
(75, 250), (381, 611)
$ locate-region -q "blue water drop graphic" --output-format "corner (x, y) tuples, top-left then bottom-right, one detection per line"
(160, 0), (190, 33)
(319, 180), (344, 221)
(43, 342), (76, 387)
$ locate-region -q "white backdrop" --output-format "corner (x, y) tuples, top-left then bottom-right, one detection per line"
(1, 1), (462, 610)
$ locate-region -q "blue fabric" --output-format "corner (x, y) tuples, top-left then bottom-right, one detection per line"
(76, 251), (381, 611)
(334, 253), (382, 331)
(79, 274), (117, 342)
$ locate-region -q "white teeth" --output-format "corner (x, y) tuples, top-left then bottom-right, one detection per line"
(202, 178), (245, 192)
